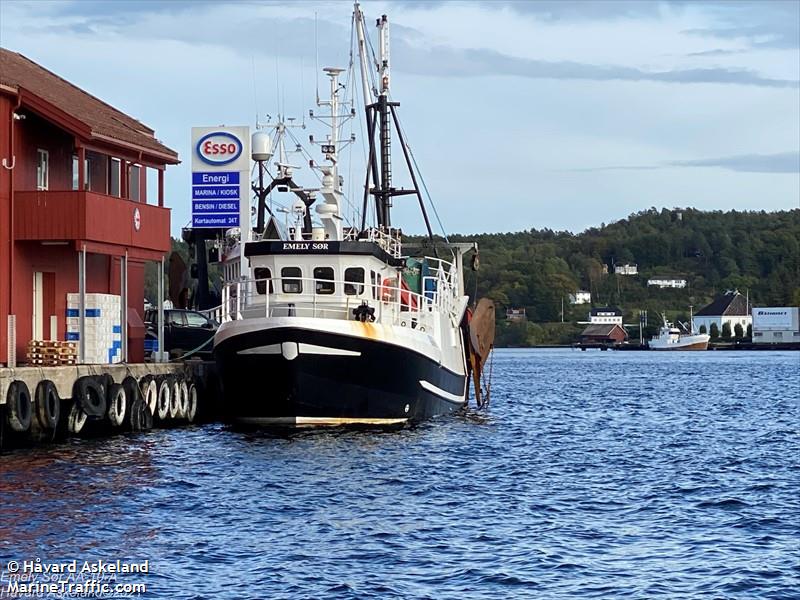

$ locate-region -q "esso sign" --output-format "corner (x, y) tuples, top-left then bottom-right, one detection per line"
(197, 132), (243, 165)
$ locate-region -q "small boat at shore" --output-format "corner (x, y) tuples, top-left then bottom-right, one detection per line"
(649, 313), (710, 351)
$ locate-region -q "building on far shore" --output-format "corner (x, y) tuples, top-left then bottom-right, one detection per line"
(569, 290), (591, 305)
(579, 324), (627, 346)
(693, 290), (751, 335)
(752, 307), (800, 344)
(589, 307), (623, 325)
(614, 263), (638, 276)
(647, 277), (687, 289)
(506, 308), (526, 322)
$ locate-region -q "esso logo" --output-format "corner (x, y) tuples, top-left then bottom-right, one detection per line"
(197, 132), (243, 165)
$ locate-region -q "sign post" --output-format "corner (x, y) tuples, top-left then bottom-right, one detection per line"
(191, 126), (251, 238)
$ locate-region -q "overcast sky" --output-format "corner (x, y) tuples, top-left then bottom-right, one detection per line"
(1, 0), (798, 236)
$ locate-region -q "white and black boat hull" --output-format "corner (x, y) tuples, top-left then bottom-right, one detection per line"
(214, 319), (467, 427)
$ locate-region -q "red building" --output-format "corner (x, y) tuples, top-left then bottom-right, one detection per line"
(1, 49), (179, 365)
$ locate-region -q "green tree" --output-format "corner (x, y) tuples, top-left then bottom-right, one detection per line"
(746, 324), (752, 338)
(722, 322), (732, 338)
(710, 323), (720, 339)
(699, 324), (707, 334)
(734, 323), (744, 338)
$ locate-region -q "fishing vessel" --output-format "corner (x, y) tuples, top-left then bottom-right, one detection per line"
(213, 3), (494, 426)
(648, 311), (710, 351)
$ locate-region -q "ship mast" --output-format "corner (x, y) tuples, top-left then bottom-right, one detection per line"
(353, 1), (434, 239)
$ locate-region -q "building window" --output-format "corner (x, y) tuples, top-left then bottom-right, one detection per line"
(344, 267), (365, 296)
(281, 267), (302, 294)
(254, 267), (272, 295)
(314, 267), (335, 295)
(36, 149), (49, 190)
(129, 164), (141, 200)
(72, 155), (92, 191)
(110, 158), (121, 197)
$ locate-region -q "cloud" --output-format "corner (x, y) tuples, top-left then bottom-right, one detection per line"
(668, 152), (800, 173)
(10, 1), (797, 90)
(392, 44), (798, 88)
(569, 152), (800, 174)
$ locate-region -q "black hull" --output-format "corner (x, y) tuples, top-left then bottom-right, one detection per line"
(214, 326), (466, 426)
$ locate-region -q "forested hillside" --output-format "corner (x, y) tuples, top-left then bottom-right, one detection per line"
(149, 208), (799, 346)
(444, 208), (800, 345)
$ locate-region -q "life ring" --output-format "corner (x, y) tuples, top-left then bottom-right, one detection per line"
(186, 384), (199, 423)
(67, 401), (88, 434)
(156, 377), (170, 421)
(6, 381), (32, 433)
(178, 381), (189, 420)
(73, 377), (106, 418)
(35, 380), (60, 431)
(169, 377), (181, 419)
(107, 383), (127, 427)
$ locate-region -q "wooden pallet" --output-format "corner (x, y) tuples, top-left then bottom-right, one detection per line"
(27, 340), (79, 366)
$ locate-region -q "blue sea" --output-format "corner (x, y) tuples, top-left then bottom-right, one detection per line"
(1, 349), (798, 599)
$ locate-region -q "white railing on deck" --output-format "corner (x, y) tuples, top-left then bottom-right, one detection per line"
(220, 270), (459, 329)
(343, 227), (402, 258)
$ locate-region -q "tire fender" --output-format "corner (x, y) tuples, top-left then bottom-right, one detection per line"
(186, 384), (198, 423)
(156, 377), (171, 421)
(35, 380), (60, 431)
(73, 377), (106, 418)
(169, 377), (181, 419)
(6, 381), (32, 433)
(107, 383), (126, 427)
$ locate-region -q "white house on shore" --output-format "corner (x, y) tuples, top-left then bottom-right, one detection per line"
(647, 277), (687, 289)
(589, 307), (623, 325)
(693, 290), (751, 335)
(615, 264), (638, 276)
(569, 290), (592, 305)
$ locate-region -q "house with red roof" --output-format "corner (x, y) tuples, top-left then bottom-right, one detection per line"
(0, 48), (179, 364)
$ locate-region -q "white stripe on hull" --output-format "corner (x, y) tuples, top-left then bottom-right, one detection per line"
(419, 379), (466, 404)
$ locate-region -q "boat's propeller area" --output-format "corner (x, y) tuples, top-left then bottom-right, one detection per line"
(466, 298), (496, 408)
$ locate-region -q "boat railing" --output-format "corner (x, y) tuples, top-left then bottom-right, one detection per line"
(343, 227), (402, 258)
(220, 274), (458, 327)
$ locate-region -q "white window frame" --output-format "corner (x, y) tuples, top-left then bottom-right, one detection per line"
(37, 149), (49, 190)
(110, 157), (121, 197)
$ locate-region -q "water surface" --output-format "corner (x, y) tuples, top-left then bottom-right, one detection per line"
(1, 349), (798, 598)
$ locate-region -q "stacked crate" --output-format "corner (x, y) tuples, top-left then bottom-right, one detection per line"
(66, 293), (123, 364)
(27, 340), (78, 366)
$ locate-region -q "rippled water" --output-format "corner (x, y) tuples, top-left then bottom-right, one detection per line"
(1, 349), (798, 598)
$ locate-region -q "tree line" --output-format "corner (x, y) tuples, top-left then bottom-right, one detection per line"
(442, 207), (800, 346)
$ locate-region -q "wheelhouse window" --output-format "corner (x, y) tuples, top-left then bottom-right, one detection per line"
(281, 267), (302, 293)
(344, 267), (365, 296)
(36, 149), (49, 190)
(370, 271), (382, 299)
(254, 267), (273, 295)
(314, 267), (335, 295)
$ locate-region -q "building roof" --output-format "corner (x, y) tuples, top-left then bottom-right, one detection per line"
(695, 291), (749, 317)
(580, 324), (626, 336)
(590, 306), (622, 316)
(0, 48), (178, 163)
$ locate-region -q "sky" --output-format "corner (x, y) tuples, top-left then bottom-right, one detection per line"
(1, 0), (798, 236)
